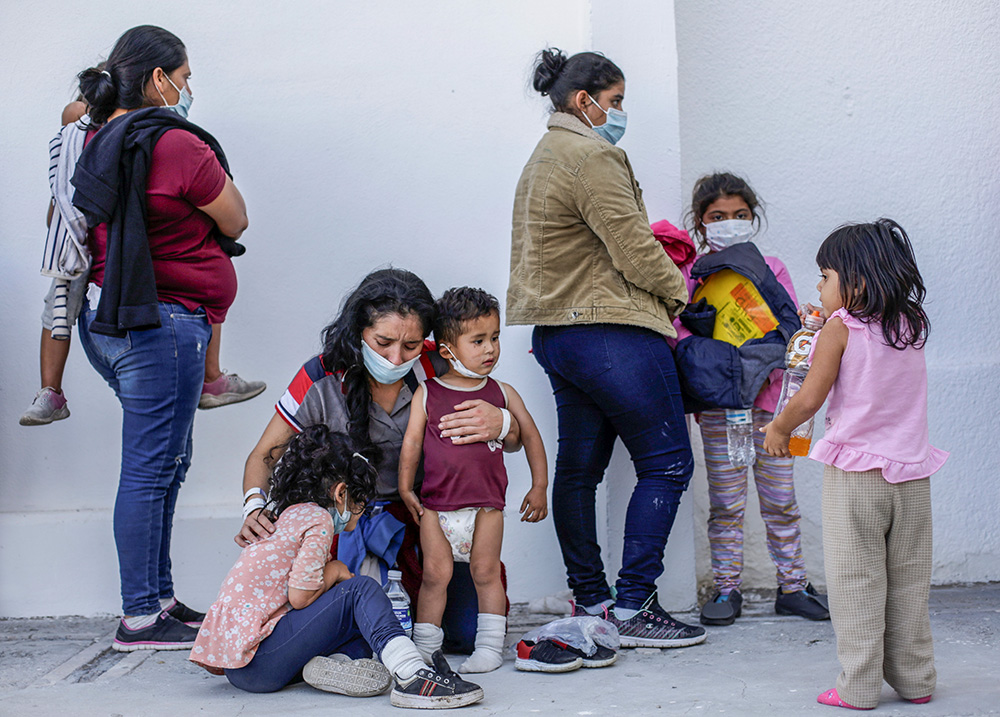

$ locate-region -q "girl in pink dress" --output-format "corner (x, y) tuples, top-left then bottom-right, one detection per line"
(764, 219), (948, 710)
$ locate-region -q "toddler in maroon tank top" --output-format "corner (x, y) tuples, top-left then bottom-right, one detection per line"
(399, 287), (548, 674)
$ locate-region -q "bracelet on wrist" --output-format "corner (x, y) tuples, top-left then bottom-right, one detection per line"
(243, 496), (266, 520)
(244, 487), (267, 505)
(497, 408), (512, 442)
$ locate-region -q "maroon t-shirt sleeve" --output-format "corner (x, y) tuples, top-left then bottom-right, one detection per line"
(152, 129), (227, 207)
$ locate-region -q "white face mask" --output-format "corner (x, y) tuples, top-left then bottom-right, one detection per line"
(704, 219), (754, 252)
(441, 344), (496, 379)
(360, 339), (420, 384)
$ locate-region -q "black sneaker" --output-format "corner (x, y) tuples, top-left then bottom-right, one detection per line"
(607, 593), (707, 648)
(515, 639), (584, 672)
(113, 612), (199, 652)
(564, 642), (618, 668)
(390, 650), (484, 709)
(165, 599), (206, 627)
(700, 589), (743, 626)
(775, 583), (830, 621)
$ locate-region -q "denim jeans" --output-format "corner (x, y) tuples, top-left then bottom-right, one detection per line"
(532, 324), (694, 609)
(225, 576), (405, 693)
(78, 301), (210, 616)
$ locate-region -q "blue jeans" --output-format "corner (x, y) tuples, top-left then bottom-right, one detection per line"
(532, 324), (694, 609)
(225, 576), (405, 693)
(78, 301), (210, 616)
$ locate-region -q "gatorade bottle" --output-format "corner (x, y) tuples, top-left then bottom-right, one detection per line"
(383, 569), (413, 637)
(775, 310), (826, 456)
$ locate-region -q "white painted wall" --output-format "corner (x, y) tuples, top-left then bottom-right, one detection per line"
(0, 1), (692, 616)
(675, 0), (1000, 594)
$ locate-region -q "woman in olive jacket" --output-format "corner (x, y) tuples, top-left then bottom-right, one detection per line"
(507, 48), (704, 649)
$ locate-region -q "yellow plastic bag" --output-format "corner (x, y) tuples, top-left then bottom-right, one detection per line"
(692, 269), (778, 347)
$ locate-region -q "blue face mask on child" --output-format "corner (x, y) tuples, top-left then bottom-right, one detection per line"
(584, 93), (627, 145)
(330, 504), (352, 534)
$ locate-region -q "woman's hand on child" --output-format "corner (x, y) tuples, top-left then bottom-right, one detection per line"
(401, 490), (424, 525)
(519, 487), (548, 522)
(439, 399), (504, 445)
(761, 421), (792, 457)
(235, 509), (276, 547)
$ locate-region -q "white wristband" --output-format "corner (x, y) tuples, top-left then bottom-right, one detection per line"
(243, 497), (266, 520)
(244, 487), (266, 504)
(497, 408), (512, 442)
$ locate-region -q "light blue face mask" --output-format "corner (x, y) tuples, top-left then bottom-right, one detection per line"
(361, 339), (420, 384)
(330, 503), (352, 534)
(584, 93), (627, 145)
(157, 74), (193, 119)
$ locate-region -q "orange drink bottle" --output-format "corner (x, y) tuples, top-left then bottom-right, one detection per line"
(775, 310), (825, 456)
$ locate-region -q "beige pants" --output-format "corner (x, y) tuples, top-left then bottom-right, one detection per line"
(822, 466), (936, 708)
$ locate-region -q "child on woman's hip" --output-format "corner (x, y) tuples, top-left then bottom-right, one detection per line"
(398, 287), (548, 674)
(763, 219), (948, 710)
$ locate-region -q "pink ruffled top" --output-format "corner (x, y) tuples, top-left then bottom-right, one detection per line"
(808, 308), (948, 482)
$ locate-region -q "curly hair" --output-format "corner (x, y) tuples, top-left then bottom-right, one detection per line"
(433, 286), (500, 345)
(319, 268), (436, 469)
(266, 425), (377, 520)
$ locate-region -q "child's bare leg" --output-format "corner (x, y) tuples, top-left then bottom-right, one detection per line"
(413, 508), (452, 663)
(40, 328), (71, 392)
(459, 509), (506, 674)
(204, 324), (223, 383)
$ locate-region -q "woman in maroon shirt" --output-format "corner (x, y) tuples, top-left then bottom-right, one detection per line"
(74, 25), (250, 652)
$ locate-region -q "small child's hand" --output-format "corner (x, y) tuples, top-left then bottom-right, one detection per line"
(401, 490), (424, 525)
(324, 559), (354, 586)
(519, 487), (548, 523)
(801, 302), (825, 321)
(761, 421), (791, 457)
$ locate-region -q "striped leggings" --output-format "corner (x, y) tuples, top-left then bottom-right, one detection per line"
(699, 408), (807, 593)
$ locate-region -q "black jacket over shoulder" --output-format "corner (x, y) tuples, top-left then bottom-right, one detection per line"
(71, 107), (243, 337)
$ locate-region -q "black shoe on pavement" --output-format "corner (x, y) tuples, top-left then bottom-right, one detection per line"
(166, 599), (206, 627)
(390, 650), (484, 709)
(700, 589), (743, 626)
(564, 642), (618, 668)
(113, 612), (199, 652)
(515, 639), (584, 672)
(775, 583), (830, 621)
(607, 592), (707, 648)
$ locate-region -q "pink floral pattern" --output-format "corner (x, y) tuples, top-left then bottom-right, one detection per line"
(190, 503), (333, 669)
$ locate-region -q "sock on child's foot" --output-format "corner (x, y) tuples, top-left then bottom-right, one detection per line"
(459, 613), (506, 674)
(411, 623), (444, 665)
(583, 599), (614, 616)
(614, 606), (639, 621)
(159, 597), (177, 611)
(816, 688), (873, 710)
(122, 612), (160, 630)
(379, 636), (425, 682)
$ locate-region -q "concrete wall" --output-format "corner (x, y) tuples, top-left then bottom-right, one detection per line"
(0, 1), (692, 616)
(675, 0), (1000, 594)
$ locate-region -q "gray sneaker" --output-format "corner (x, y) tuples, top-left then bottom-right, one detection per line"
(198, 372), (266, 409)
(19, 387), (70, 426)
(303, 654), (392, 697)
(607, 592), (707, 648)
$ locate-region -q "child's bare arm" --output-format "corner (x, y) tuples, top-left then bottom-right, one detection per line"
(502, 383), (549, 522)
(763, 317), (848, 457)
(288, 560), (354, 610)
(399, 384), (429, 524)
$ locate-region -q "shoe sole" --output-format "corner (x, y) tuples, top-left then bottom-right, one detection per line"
(390, 686), (484, 709)
(198, 386), (266, 409)
(303, 656), (391, 697)
(19, 406), (70, 426)
(775, 604), (830, 620)
(700, 606), (742, 626)
(112, 639), (194, 652)
(618, 631), (707, 649)
(581, 652), (618, 668)
(515, 656), (584, 672)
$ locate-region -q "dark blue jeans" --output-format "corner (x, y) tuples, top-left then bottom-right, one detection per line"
(225, 576), (405, 693)
(79, 301), (210, 616)
(532, 324), (694, 609)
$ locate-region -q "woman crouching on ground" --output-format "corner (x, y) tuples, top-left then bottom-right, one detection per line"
(191, 425), (483, 709)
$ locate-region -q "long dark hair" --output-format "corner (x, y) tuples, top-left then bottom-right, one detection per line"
(320, 268), (435, 466)
(267, 425), (377, 520)
(531, 48), (624, 114)
(685, 172), (765, 251)
(816, 218), (929, 349)
(78, 25), (187, 126)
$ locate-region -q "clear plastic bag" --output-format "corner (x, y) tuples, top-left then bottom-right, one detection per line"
(517, 616), (620, 657)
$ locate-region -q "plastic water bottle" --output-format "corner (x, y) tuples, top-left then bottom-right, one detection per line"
(776, 310), (826, 456)
(725, 408), (755, 467)
(383, 569), (413, 637)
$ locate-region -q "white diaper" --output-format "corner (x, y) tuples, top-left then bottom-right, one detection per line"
(437, 507), (495, 563)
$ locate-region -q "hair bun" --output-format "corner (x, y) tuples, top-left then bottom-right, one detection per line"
(532, 47), (568, 96)
(77, 65), (117, 119)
